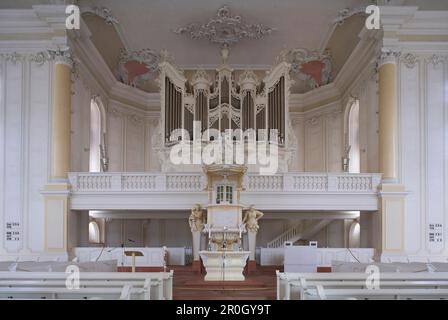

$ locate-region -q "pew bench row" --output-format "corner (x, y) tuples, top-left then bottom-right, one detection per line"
(0, 271), (173, 300)
(276, 271), (448, 300)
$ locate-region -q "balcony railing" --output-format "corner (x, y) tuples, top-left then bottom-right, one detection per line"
(68, 172), (382, 194)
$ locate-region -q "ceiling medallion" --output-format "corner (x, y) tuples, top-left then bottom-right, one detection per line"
(173, 5), (275, 48)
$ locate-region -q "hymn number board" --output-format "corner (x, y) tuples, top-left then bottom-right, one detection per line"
(429, 223), (443, 245)
(5, 222), (21, 242)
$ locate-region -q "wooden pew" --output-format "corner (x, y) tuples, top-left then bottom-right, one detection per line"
(277, 271), (448, 300)
(0, 286), (141, 300)
(301, 287), (448, 300)
(0, 271), (174, 300)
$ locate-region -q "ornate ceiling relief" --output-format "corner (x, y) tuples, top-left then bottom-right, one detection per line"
(277, 49), (333, 89)
(117, 48), (161, 87)
(48, 48), (74, 68)
(81, 6), (119, 25)
(426, 54), (446, 67)
(333, 7), (367, 25)
(1, 51), (52, 65)
(401, 53), (418, 69)
(0, 48), (74, 68)
(173, 5), (275, 48)
(91, 7), (119, 25)
(374, 48), (401, 72)
(113, 5), (338, 94)
(306, 116), (321, 127)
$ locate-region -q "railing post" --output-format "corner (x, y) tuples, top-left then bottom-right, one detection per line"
(283, 174), (293, 192)
(372, 174), (382, 191)
(155, 175), (166, 191)
(68, 173), (77, 191)
(166, 270), (174, 300)
(327, 174), (338, 192)
(111, 174), (122, 191)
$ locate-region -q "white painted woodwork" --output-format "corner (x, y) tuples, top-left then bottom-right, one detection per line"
(0, 271), (173, 300)
(277, 271), (448, 300)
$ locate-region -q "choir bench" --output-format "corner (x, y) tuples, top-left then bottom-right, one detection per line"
(0, 271), (173, 300)
(276, 271), (448, 300)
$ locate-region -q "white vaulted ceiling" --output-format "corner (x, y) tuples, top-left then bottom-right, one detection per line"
(4, 0), (447, 93)
(77, 0), (371, 68)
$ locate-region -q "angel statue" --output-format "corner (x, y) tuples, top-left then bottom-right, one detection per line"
(242, 205), (264, 232)
(189, 204), (206, 232)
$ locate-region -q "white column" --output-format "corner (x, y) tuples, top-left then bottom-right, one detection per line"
(42, 50), (73, 258)
(377, 50), (407, 261)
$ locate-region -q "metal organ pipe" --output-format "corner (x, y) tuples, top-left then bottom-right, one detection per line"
(168, 80), (172, 139)
(177, 88), (181, 132)
(173, 83), (176, 133)
(165, 77), (170, 141)
(280, 76), (285, 143)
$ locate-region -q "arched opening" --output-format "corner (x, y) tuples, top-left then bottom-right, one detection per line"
(89, 98), (102, 172)
(88, 221), (100, 244)
(348, 221), (361, 248)
(348, 99), (360, 173)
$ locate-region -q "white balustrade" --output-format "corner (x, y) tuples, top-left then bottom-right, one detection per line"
(69, 173), (204, 192)
(122, 174), (157, 191)
(291, 174), (328, 191)
(166, 174), (203, 191)
(69, 172), (382, 194)
(247, 175), (283, 191)
(70, 174), (113, 191)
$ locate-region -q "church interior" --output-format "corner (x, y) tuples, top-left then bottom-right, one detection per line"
(0, 0), (448, 302)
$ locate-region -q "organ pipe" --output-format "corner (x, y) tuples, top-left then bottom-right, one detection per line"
(161, 59), (289, 146)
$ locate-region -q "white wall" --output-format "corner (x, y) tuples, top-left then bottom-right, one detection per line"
(70, 75), (91, 173)
(257, 219), (356, 249)
(107, 102), (160, 172)
(359, 76), (379, 173)
(67, 211), (90, 249)
(102, 218), (192, 248)
(256, 220), (290, 247)
(288, 118), (305, 171)
(0, 56), (52, 258)
(313, 220), (347, 248)
(303, 104), (344, 172)
(289, 102), (344, 173)
(398, 54), (448, 259)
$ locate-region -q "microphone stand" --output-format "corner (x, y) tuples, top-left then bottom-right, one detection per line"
(121, 243), (125, 267)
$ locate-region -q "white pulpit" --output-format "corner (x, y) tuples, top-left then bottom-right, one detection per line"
(196, 164), (262, 281)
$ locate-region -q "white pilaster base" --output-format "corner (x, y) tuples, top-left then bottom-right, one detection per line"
(378, 183), (407, 258)
(41, 183), (70, 255)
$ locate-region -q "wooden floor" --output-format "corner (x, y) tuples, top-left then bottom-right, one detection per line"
(171, 266), (279, 300)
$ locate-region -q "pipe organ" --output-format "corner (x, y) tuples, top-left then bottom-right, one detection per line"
(159, 53), (291, 146)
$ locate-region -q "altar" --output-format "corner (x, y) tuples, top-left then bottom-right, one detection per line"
(199, 251), (250, 281)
